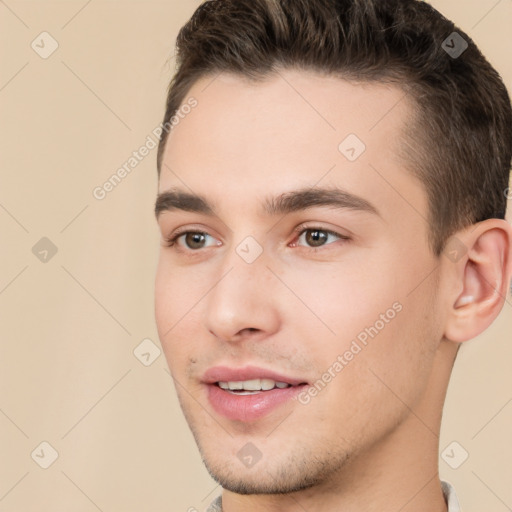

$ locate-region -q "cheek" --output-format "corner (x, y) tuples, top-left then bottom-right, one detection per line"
(281, 247), (439, 373)
(154, 261), (175, 336)
(278, 257), (399, 342)
(154, 255), (207, 329)
(295, 293), (440, 447)
(322, 274), (439, 414)
(154, 258), (203, 370)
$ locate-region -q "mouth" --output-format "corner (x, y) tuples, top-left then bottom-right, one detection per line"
(202, 366), (309, 422)
(217, 378), (296, 394)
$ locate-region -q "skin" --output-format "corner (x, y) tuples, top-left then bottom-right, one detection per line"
(154, 70), (512, 512)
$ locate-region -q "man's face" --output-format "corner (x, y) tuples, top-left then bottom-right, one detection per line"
(155, 70), (447, 493)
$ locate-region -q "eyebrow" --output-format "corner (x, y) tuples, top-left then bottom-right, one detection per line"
(155, 187), (380, 219)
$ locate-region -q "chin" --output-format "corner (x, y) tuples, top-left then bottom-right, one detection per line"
(198, 442), (351, 495)
(203, 463), (319, 495)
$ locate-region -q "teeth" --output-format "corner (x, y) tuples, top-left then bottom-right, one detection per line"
(217, 379), (292, 391)
(241, 379), (262, 391)
(261, 379), (275, 390)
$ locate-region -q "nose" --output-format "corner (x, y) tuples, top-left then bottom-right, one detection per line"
(203, 249), (281, 343)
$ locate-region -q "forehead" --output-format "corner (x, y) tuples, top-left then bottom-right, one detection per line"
(164, 70), (410, 159)
(159, 70), (426, 222)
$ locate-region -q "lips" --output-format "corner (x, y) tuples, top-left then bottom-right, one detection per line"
(202, 365), (307, 387)
(202, 365), (309, 422)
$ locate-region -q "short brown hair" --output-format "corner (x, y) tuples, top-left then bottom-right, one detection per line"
(157, 0), (512, 256)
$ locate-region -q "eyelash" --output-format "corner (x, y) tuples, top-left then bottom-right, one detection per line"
(164, 225), (350, 253)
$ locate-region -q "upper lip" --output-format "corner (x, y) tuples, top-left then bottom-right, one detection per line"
(202, 365), (308, 386)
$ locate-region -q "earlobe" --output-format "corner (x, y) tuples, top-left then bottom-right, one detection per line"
(444, 220), (512, 343)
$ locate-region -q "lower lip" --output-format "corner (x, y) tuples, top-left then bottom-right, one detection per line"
(206, 384), (306, 422)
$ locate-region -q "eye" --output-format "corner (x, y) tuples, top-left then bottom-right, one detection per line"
(294, 227), (348, 248)
(163, 226), (348, 252)
(165, 231), (220, 250)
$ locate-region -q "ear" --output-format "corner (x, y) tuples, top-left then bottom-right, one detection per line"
(443, 219), (512, 343)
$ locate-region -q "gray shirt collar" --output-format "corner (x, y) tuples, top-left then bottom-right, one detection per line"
(206, 480), (461, 511)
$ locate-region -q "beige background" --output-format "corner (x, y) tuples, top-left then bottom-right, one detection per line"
(0, 1), (511, 511)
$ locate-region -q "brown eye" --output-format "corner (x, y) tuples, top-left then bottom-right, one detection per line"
(184, 232), (207, 249)
(305, 230), (329, 247)
(166, 231), (219, 250)
(297, 228), (343, 248)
